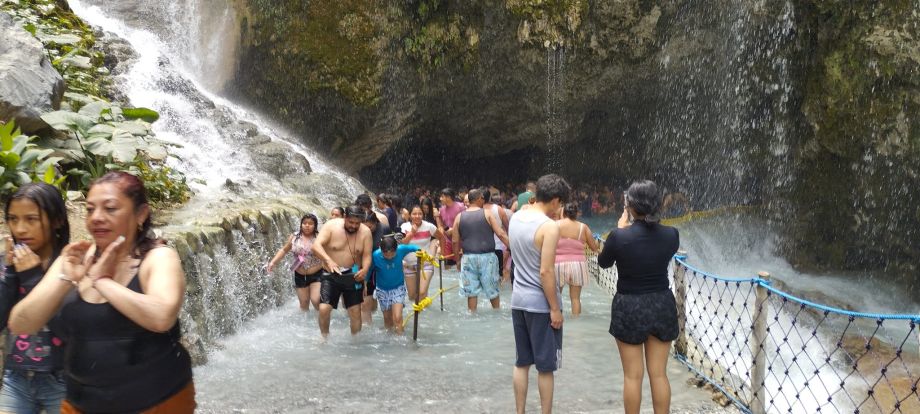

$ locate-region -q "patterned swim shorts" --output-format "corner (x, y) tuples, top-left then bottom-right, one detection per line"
(374, 285), (408, 311)
(459, 253), (500, 299)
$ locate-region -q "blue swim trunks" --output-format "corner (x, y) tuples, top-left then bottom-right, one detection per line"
(459, 253), (500, 299)
(374, 285), (407, 311)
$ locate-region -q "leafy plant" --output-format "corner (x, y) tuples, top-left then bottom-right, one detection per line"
(40, 103), (169, 188)
(0, 121), (65, 200)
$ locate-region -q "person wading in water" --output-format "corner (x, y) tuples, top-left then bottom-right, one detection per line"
(311, 206), (372, 338)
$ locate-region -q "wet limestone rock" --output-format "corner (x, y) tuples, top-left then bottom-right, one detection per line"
(0, 12), (65, 133)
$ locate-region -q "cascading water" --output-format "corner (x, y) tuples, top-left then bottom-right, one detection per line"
(68, 0), (363, 203)
(544, 44), (566, 171)
(64, 0), (364, 356)
(649, 0), (797, 208)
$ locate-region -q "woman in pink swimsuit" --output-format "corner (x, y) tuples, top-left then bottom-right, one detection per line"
(555, 203), (600, 316)
(267, 214), (323, 311)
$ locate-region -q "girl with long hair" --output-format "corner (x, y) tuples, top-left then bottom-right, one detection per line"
(0, 183), (70, 413)
(268, 214), (323, 311)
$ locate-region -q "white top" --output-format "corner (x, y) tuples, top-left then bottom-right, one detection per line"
(400, 220), (437, 265)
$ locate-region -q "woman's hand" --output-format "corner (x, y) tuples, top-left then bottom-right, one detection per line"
(266, 261), (276, 274)
(61, 240), (94, 282)
(10, 240), (41, 272)
(87, 236), (126, 283)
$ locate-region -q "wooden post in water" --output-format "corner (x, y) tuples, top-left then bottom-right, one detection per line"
(439, 257), (444, 311)
(413, 255), (422, 341)
(751, 271), (771, 414)
(673, 251), (688, 356)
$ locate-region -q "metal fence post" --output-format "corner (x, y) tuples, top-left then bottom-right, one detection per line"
(751, 271), (770, 414)
(673, 252), (688, 356)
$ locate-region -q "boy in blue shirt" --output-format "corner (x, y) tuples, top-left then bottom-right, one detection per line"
(371, 237), (419, 334)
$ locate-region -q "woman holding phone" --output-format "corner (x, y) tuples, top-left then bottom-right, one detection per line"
(598, 180), (679, 414)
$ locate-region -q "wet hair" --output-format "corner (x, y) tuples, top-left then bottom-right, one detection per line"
(89, 171), (164, 258)
(535, 174), (571, 204)
(363, 211), (379, 224)
(419, 197), (435, 222)
(387, 194), (402, 211)
(376, 193), (391, 207)
(299, 214), (319, 237)
(355, 194), (373, 209)
(345, 205), (366, 219)
(331, 206), (345, 217)
(479, 187), (492, 203)
(563, 202), (579, 220)
(626, 180), (662, 223)
(467, 189), (483, 203)
(491, 193), (503, 205)
(440, 188), (457, 200)
(4, 183), (70, 258)
(380, 236), (398, 253)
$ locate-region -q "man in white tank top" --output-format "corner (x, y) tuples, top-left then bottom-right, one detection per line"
(508, 174), (570, 414)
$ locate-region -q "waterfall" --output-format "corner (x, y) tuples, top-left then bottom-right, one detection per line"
(650, 0), (797, 208)
(544, 44), (567, 170)
(65, 0), (365, 360)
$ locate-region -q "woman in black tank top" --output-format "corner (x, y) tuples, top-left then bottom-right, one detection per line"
(9, 172), (195, 413)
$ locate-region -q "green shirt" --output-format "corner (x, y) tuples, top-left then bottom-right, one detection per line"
(517, 191), (533, 208)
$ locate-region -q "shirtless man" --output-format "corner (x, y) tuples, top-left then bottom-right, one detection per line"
(312, 205), (373, 337)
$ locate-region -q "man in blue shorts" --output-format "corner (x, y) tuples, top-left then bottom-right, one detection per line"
(509, 174), (570, 414)
(371, 237), (419, 334)
(452, 189), (510, 312)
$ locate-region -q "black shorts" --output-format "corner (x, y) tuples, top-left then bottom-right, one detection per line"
(293, 270), (321, 288)
(320, 271), (364, 309)
(609, 290), (679, 345)
(512, 309), (563, 373)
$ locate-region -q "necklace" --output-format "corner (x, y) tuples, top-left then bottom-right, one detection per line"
(345, 230), (358, 267)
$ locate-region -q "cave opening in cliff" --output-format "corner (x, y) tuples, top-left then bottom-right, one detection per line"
(357, 140), (543, 192)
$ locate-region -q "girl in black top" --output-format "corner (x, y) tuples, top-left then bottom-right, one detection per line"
(0, 183), (70, 413)
(597, 180), (680, 414)
(10, 172), (195, 413)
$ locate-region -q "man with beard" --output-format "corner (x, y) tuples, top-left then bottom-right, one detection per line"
(312, 205), (373, 337)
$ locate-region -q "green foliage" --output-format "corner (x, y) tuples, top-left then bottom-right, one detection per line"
(402, 0), (479, 72)
(0, 121), (66, 200)
(38, 104), (188, 206)
(124, 160), (191, 207)
(3, 0), (191, 208)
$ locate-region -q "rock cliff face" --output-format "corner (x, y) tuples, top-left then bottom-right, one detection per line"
(232, 0), (918, 292)
(0, 12), (65, 134)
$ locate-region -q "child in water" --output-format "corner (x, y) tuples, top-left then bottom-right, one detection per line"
(370, 237), (418, 334)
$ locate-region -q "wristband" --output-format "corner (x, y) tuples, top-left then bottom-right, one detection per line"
(58, 274), (78, 287)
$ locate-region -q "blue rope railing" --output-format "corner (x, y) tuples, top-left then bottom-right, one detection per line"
(588, 253), (920, 414)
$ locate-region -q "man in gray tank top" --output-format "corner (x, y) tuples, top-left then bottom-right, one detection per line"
(452, 189), (510, 311)
(509, 174), (570, 414)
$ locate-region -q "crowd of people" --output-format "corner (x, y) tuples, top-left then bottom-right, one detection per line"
(269, 175), (681, 414)
(0, 171), (682, 414)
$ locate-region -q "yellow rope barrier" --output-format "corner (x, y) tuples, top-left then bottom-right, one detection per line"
(402, 284), (460, 328)
(415, 250), (440, 267)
